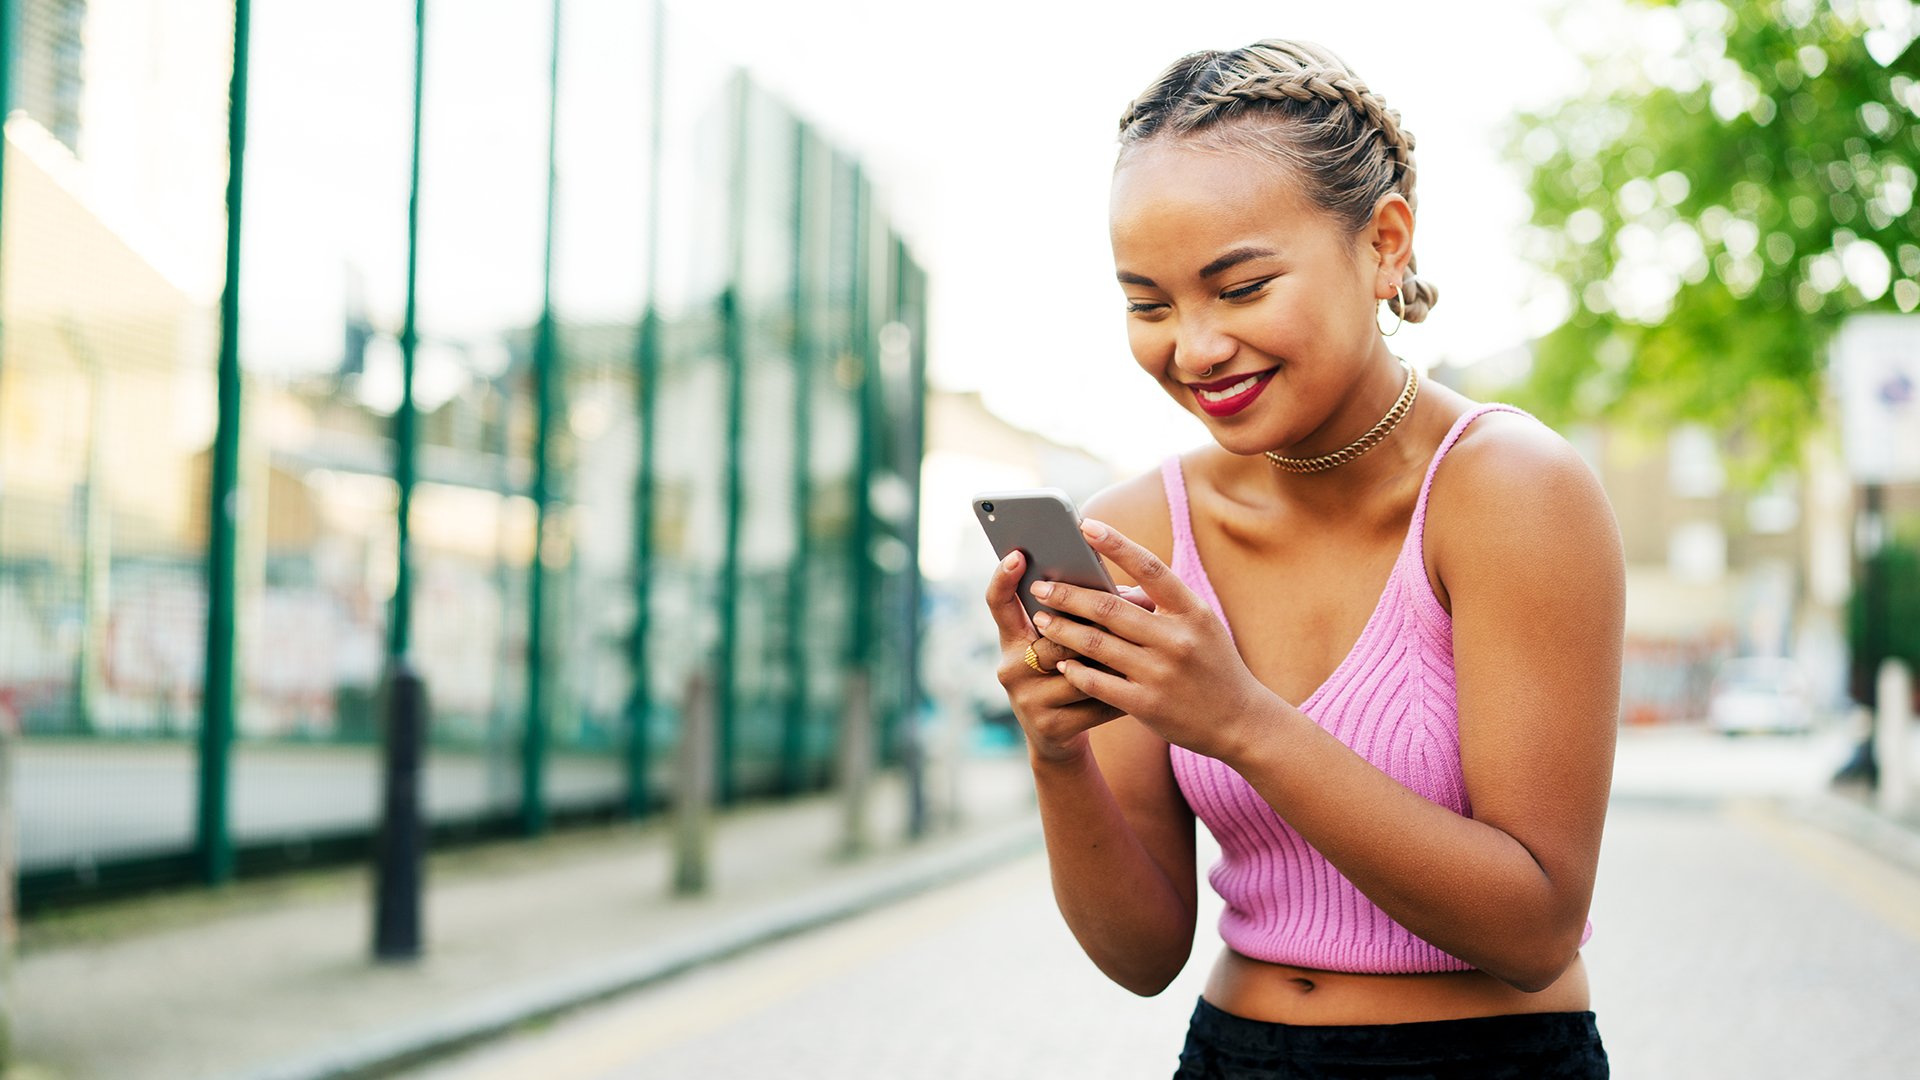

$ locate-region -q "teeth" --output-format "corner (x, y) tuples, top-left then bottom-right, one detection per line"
(1198, 375), (1261, 403)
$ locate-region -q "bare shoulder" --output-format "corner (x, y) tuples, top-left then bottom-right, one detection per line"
(1080, 461), (1177, 588)
(1426, 410), (1623, 603)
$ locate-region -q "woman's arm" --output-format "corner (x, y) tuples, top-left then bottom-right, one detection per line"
(1240, 421), (1620, 989)
(1032, 714), (1198, 996)
(985, 475), (1199, 996)
(1039, 419), (1623, 992)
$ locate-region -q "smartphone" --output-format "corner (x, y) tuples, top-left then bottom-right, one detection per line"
(973, 488), (1118, 622)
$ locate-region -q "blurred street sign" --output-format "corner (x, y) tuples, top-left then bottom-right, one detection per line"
(1835, 314), (1920, 483)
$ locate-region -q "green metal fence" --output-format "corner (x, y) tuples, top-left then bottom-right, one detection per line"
(0, 0), (928, 910)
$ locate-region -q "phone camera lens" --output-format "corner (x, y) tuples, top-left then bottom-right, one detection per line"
(981, 502), (994, 513)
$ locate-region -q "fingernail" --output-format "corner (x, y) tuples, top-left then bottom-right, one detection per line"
(1081, 519), (1108, 541)
(1002, 552), (1019, 569)
(1032, 611), (1052, 628)
(1031, 581), (1053, 599)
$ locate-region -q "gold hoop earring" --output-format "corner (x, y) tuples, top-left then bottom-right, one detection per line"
(1378, 288), (1405, 338)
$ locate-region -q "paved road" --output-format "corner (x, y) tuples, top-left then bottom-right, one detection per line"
(401, 795), (1920, 1080)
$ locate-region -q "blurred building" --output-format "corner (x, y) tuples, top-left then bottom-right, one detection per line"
(917, 390), (1123, 730)
(921, 389), (1122, 584)
(12, 0), (87, 151)
(0, 116), (213, 739)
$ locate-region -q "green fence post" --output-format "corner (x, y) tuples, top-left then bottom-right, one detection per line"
(626, 0), (667, 819)
(716, 72), (749, 805)
(847, 168), (873, 676)
(872, 231), (900, 761)
(897, 238), (926, 785)
(780, 122), (813, 796)
(367, 0), (430, 965)
(197, 0), (252, 888)
(1, 3), (13, 1055)
(0, 0), (12, 368)
(389, 0), (426, 665)
(524, 0), (564, 837)
(837, 168), (876, 855)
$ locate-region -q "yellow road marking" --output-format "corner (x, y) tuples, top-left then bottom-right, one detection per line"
(1724, 800), (1920, 944)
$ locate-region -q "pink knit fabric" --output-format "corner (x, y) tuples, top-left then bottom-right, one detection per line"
(1162, 405), (1592, 974)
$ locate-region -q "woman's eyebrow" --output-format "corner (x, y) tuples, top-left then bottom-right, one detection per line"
(1116, 270), (1158, 287)
(1198, 246), (1277, 279)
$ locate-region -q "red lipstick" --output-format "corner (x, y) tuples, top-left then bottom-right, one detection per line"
(1189, 369), (1277, 418)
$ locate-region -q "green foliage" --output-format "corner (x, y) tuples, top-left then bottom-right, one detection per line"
(1511, 0), (1920, 478)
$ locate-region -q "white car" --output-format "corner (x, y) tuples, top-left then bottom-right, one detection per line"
(1707, 657), (1815, 734)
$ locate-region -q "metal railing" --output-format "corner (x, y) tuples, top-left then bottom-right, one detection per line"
(0, 0), (927, 910)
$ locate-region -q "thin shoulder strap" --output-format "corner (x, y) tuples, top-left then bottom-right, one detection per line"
(1159, 455), (1232, 637)
(1410, 404), (1533, 542)
(1159, 456), (1201, 573)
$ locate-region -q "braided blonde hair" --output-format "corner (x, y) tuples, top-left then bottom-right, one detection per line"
(1118, 40), (1439, 323)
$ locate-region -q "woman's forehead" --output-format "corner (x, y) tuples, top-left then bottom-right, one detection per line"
(1110, 144), (1323, 248)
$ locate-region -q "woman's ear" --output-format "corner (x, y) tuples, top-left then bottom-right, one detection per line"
(1368, 194), (1414, 297)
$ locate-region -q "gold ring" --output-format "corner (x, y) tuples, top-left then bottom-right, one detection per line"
(1023, 642), (1052, 675)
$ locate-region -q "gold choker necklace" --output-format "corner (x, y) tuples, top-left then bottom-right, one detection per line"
(1264, 361), (1420, 474)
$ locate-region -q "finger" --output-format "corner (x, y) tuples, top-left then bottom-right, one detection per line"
(1027, 635), (1080, 675)
(1031, 580), (1154, 642)
(1027, 693), (1127, 742)
(1028, 671), (1109, 710)
(1118, 585), (1157, 612)
(1056, 658), (1145, 717)
(1007, 634), (1077, 677)
(984, 551), (1038, 642)
(998, 634), (1087, 686)
(1033, 608), (1147, 674)
(1079, 519), (1197, 615)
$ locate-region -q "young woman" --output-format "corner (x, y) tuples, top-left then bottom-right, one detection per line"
(983, 40), (1622, 1078)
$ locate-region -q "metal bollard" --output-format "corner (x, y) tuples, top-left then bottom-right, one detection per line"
(1876, 659), (1913, 818)
(373, 660), (429, 961)
(838, 669), (873, 859)
(1, 708), (17, 1068)
(673, 666), (715, 896)
(901, 705), (928, 841)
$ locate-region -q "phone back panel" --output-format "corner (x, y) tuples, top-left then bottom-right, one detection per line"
(973, 489), (1117, 621)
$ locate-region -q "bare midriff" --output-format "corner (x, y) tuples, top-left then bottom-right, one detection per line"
(1203, 948), (1590, 1027)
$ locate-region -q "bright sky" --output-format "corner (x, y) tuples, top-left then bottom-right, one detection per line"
(74, 0), (1599, 477)
(676, 0), (1594, 473)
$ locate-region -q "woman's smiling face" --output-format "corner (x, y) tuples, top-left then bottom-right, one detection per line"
(1109, 141), (1386, 458)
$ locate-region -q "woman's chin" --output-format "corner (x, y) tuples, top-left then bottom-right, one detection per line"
(1205, 426), (1282, 459)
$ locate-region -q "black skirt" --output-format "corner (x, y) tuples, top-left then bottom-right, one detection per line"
(1173, 997), (1609, 1079)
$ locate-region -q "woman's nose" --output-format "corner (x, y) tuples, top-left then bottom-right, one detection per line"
(1173, 318), (1234, 378)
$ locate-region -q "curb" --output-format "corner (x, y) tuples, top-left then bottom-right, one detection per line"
(231, 816), (1044, 1080)
(1785, 791), (1920, 878)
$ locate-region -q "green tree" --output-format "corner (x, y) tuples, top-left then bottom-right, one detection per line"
(1511, 0), (1920, 476)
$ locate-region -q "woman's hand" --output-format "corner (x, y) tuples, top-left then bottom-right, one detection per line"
(985, 550), (1135, 765)
(1028, 519), (1278, 763)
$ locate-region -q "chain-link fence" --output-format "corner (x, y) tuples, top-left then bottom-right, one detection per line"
(0, 0), (927, 910)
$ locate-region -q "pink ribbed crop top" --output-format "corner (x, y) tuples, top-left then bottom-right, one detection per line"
(1163, 404), (1593, 974)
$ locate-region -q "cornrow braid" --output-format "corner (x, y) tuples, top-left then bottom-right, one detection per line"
(1118, 40), (1440, 323)
(1194, 70), (1417, 210)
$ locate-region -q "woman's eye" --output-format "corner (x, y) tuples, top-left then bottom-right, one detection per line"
(1222, 278), (1272, 301)
(1125, 300), (1165, 315)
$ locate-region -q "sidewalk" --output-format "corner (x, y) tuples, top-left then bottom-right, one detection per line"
(7, 755), (1041, 1080)
(1610, 721), (1920, 876)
